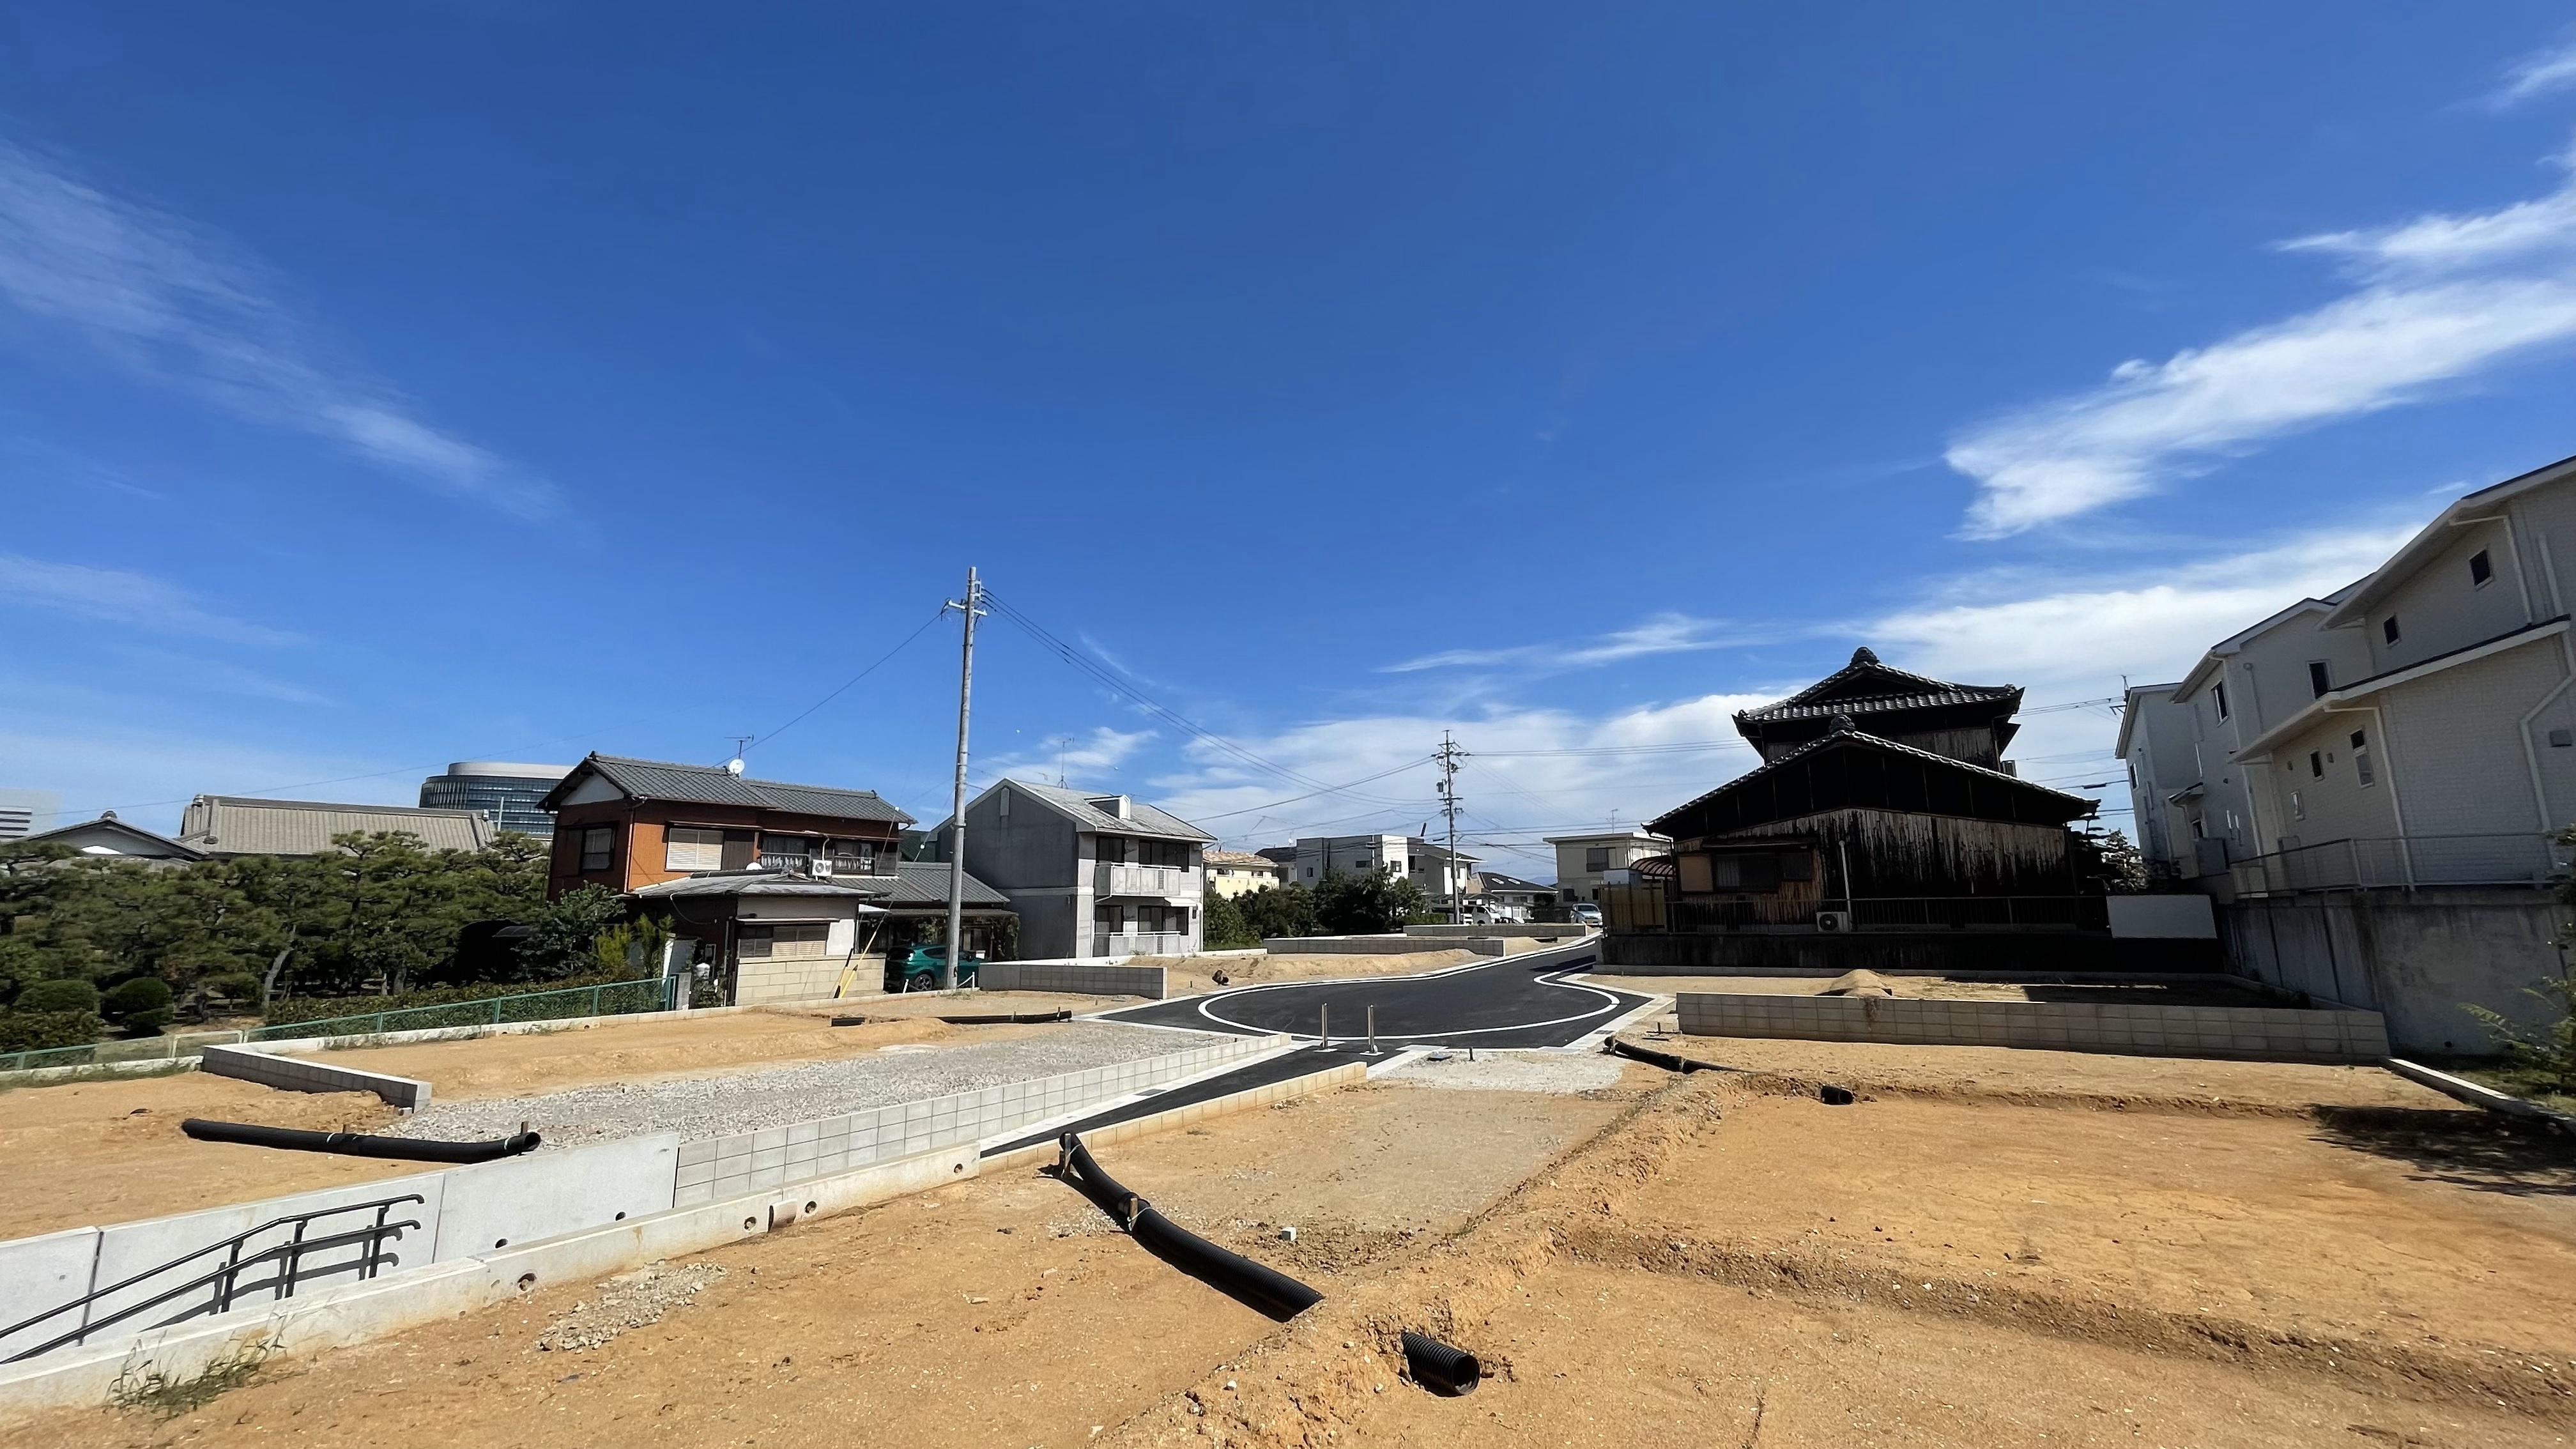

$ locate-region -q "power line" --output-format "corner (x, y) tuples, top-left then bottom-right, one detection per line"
(1188, 757), (1439, 822)
(749, 606), (948, 756)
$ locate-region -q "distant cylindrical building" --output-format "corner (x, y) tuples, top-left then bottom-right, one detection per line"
(418, 762), (575, 838)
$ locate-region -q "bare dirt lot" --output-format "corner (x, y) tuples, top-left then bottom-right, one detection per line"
(0, 1011), (1094, 1240)
(5, 1074), (1643, 1449)
(15, 1037), (2571, 1449)
(1139, 949), (1482, 998)
(1590, 970), (2288, 1007)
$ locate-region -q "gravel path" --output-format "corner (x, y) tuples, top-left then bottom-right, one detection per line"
(392, 1022), (1213, 1148)
(1377, 1048), (1627, 1094)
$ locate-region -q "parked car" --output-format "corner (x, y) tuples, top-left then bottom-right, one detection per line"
(887, 944), (983, 994)
(1570, 902), (1602, 927)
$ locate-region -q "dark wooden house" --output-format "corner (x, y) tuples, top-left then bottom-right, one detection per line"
(1637, 650), (2100, 934)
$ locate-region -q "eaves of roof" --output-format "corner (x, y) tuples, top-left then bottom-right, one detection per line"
(2174, 599), (2340, 699)
(1736, 686), (2019, 724)
(2321, 452), (2576, 627)
(2232, 615), (2572, 759)
(1651, 719), (2097, 834)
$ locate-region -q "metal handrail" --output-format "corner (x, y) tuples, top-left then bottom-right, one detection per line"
(3, 1193), (424, 1363)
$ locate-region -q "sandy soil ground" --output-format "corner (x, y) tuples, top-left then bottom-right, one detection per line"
(1588, 971), (2287, 1006)
(1623, 1027), (2467, 1112)
(18, 1035), (2568, 1448)
(330, 1009), (1059, 1100)
(0, 1013), (1064, 1241)
(5, 1075), (1641, 1449)
(0, 1073), (401, 1241)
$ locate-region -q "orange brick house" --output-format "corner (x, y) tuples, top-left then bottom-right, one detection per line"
(539, 753), (913, 900)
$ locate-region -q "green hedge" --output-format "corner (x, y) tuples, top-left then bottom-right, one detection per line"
(263, 971), (647, 1027)
(0, 1010), (102, 1054)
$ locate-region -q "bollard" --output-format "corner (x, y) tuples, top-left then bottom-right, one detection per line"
(1320, 1002), (1331, 1048)
(1367, 1004), (1377, 1055)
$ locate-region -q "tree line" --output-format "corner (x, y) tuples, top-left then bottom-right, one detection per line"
(1202, 867), (1432, 948)
(0, 831), (632, 1046)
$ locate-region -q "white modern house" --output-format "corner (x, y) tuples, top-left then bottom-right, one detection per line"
(2119, 450), (2576, 1051)
(1544, 827), (1671, 905)
(935, 781), (1212, 959)
(1285, 834), (1479, 912)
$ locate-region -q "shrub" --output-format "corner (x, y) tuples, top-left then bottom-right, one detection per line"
(0, 1010), (102, 1054)
(199, 972), (261, 1004)
(15, 978), (100, 1015)
(102, 977), (176, 1035)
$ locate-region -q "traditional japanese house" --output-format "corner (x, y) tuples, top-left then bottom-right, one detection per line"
(1607, 650), (2113, 969)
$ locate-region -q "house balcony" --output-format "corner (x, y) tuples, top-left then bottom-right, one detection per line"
(1094, 863), (1201, 899)
(2224, 833), (2564, 896)
(756, 852), (891, 879)
(1092, 931), (1192, 958)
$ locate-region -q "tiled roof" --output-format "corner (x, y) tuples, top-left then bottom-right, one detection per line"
(1204, 849), (1282, 870)
(880, 861), (1013, 907)
(554, 755), (914, 824)
(631, 872), (890, 902)
(1650, 717), (2095, 834)
(1735, 647), (2017, 724)
(1000, 780), (1213, 842)
(178, 797), (494, 856)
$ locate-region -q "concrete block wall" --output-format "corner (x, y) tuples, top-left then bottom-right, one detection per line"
(1673, 992), (2390, 1062)
(976, 960), (1167, 998)
(735, 954), (875, 1007)
(673, 1032), (1282, 1206)
(199, 1043), (431, 1110)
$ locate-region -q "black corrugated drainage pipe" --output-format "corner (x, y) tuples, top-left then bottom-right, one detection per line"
(1054, 1132), (1322, 1322)
(1604, 1038), (1719, 1074)
(182, 1118), (540, 1163)
(1400, 1330), (1482, 1395)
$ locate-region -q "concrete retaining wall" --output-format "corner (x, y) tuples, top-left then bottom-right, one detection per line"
(1264, 934), (1492, 954)
(197, 1043), (432, 1110)
(674, 1032), (1280, 1206)
(1400, 923), (1589, 940)
(2218, 887), (2566, 1056)
(1674, 991), (2389, 1062)
(1601, 930), (2221, 974)
(975, 960), (1167, 997)
(0, 1142), (977, 1422)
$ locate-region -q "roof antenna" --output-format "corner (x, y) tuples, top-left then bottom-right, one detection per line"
(725, 735), (753, 776)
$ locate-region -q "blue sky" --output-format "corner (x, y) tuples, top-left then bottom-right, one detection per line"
(7, 5), (2576, 880)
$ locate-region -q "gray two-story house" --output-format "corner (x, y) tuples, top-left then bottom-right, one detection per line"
(933, 781), (1213, 959)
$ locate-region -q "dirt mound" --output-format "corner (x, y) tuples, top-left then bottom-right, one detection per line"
(1820, 968), (1903, 997)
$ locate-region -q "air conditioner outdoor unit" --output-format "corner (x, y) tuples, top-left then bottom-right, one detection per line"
(1815, 910), (1853, 933)
(809, 855), (834, 878)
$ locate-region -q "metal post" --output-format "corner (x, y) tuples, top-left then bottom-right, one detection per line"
(1320, 1002), (1330, 1048)
(942, 566), (983, 992)
(1367, 1004), (1377, 1055)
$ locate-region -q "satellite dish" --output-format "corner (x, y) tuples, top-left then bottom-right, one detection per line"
(724, 758), (746, 776)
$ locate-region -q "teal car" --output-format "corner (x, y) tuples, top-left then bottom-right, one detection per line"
(888, 944), (983, 994)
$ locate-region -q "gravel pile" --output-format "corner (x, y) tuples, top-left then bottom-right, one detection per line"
(537, 1261), (726, 1352)
(391, 1022), (1211, 1148)
(1377, 1048), (1625, 1095)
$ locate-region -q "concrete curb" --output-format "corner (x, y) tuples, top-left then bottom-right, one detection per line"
(198, 1043), (433, 1110)
(0, 1143), (977, 1422)
(2384, 1057), (2576, 1130)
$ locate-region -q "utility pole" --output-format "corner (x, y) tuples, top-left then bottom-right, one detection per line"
(1435, 732), (1468, 923)
(940, 567), (985, 991)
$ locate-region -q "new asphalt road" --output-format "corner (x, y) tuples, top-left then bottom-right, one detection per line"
(1098, 946), (1658, 1050)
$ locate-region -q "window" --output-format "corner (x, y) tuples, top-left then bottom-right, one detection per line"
(665, 827), (724, 872)
(2189, 817), (2205, 839)
(2351, 729), (2374, 787)
(2470, 548), (2493, 587)
(1584, 847), (1611, 871)
(579, 826), (613, 873)
(2552, 728), (2574, 749)
(2290, 790), (2304, 822)
(1677, 855), (1713, 893)
(1778, 850), (1814, 882)
(2383, 616), (2401, 645)
(2308, 751), (2324, 779)
(2308, 661), (2331, 698)
(1708, 853), (1781, 892)
(2212, 681), (2230, 720)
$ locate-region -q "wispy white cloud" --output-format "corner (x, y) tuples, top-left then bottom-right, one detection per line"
(1384, 613), (1761, 673)
(1947, 137), (2576, 538)
(983, 724), (1156, 786)
(0, 137), (553, 515)
(0, 553), (300, 646)
(2495, 33), (2576, 106)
